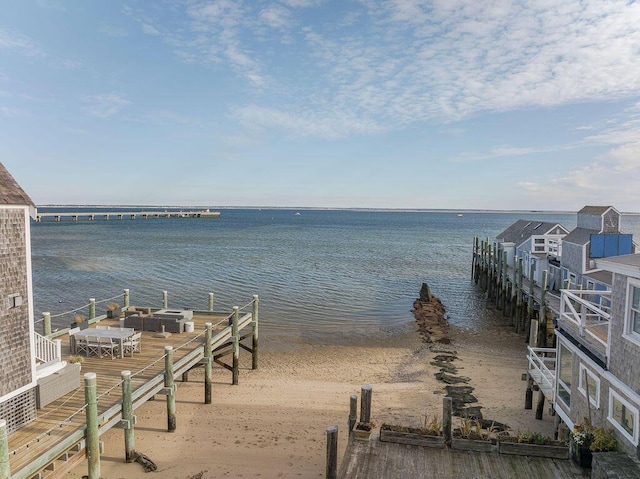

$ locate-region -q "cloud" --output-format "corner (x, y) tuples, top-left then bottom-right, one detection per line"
(100, 25), (128, 38)
(80, 92), (130, 118)
(0, 29), (43, 57)
(142, 23), (161, 36)
(0, 106), (28, 118)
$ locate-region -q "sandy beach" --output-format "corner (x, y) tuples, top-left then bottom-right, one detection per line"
(69, 307), (556, 479)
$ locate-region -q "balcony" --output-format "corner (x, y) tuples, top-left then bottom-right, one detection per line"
(559, 289), (611, 362)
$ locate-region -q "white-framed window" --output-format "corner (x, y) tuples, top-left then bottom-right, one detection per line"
(557, 343), (573, 408)
(577, 364), (600, 408)
(623, 279), (640, 346)
(608, 389), (639, 445)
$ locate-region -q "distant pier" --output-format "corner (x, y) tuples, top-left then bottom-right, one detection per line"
(35, 209), (221, 222)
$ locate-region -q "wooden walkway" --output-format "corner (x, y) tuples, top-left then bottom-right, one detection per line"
(8, 307), (255, 478)
(339, 438), (590, 479)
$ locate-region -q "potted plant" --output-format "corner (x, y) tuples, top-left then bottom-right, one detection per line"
(68, 355), (84, 371)
(353, 422), (374, 441)
(70, 314), (88, 330)
(106, 302), (121, 319)
(379, 415), (444, 448)
(571, 418), (616, 468)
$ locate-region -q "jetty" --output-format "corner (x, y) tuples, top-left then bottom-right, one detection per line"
(5, 294), (259, 479)
(34, 209), (221, 222)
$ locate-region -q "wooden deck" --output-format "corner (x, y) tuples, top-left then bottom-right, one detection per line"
(9, 308), (254, 478)
(339, 438), (590, 479)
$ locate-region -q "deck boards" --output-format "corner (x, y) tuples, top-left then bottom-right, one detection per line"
(339, 439), (590, 479)
(9, 311), (235, 477)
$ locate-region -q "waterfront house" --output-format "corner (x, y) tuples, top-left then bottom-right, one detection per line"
(0, 163), (40, 432)
(494, 219), (568, 287)
(553, 253), (640, 460)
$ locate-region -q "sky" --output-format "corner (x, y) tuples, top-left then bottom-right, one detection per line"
(1, 0), (640, 211)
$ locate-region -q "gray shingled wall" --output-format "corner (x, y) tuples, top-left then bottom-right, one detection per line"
(0, 208), (33, 397)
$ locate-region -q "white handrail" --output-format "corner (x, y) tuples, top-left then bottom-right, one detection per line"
(34, 332), (62, 364)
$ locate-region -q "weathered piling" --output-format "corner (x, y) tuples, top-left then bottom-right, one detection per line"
(232, 306), (240, 385)
(164, 346), (176, 432)
(326, 425), (338, 479)
(124, 288), (130, 308)
(162, 290), (168, 309)
(443, 397), (453, 446)
(208, 292), (215, 312)
(252, 295), (259, 370)
(204, 322), (213, 404)
(121, 370), (135, 462)
(348, 395), (358, 437)
(360, 385), (372, 425)
(84, 372), (100, 479)
(42, 311), (52, 337)
(89, 298), (96, 320)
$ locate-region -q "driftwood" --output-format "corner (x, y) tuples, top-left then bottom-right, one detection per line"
(133, 451), (158, 472)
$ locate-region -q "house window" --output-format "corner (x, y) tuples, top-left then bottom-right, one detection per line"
(624, 280), (640, 345)
(557, 343), (573, 407)
(578, 365), (600, 408)
(608, 389), (639, 445)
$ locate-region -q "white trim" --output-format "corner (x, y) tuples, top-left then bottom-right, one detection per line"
(578, 364), (600, 409)
(608, 389), (639, 446)
(556, 342), (573, 410)
(623, 278), (640, 347)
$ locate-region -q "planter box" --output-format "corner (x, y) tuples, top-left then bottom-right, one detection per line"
(451, 437), (496, 453)
(499, 440), (569, 459)
(352, 429), (372, 441)
(106, 308), (120, 319)
(379, 429), (444, 448)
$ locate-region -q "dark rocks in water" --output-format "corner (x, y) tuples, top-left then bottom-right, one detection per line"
(419, 282), (433, 302)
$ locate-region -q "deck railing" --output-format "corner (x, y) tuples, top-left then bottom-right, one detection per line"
(527, 346), (557, 400)
(559, 289), (611, 348)
(34, 332), (62, 365)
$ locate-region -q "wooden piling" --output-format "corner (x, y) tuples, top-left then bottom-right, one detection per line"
(535, 391), (545, 420)
(162, 290), (168, 309)
(0, 420), (9, 479)
(164, 346), (176, 432)
(124, 289), (130, 308)
(526, 263), (535, 338)
(204, 322), (213, 404)
(360, 385), (372, 424)
(232, 306), (240, 385)
(443, 397), (452, 446)
(42, 312), (51, 337)
(472, 237), (478, 280)
(252, 295), (259, 370)
(516, 258), (524, 332)
(208, 292), (215, 312)
(84, 372), (100, 479)
(524, 376), (533, 410)
(348, 395), (358, 437)
(89, 298), (96, 320)
(538, 271), (548, 348)
(326, 425), (338, 479)
(121, 370), (135, 463)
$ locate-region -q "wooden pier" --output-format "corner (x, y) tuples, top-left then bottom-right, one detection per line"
(34, 209), (221, 222)
(6, 298), (258, 479)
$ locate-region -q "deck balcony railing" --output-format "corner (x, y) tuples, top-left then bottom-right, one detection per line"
(34, 331), (62, 365)
(527, 346), (557, 400)
(559, 289), (612, 348)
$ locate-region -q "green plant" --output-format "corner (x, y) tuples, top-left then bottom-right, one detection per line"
(572, 417), (616, 452)
(422, 414), (442, 436)
(458, 417), (484, 440)
(68, 355), (84, 364)
(516, 430), (552, 445)
(106, 302), (120, 311)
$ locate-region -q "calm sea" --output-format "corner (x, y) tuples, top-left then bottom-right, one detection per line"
(30, 208), (640, 343)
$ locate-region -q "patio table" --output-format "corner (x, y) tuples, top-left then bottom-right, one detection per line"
(72, 327), (136, 359)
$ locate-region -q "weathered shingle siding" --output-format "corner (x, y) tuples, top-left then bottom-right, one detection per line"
(577, 212), (603, 230)
(602, 210), (621, 234)
(562, 243), (584, 275)
(0, 208), (33, 397)
(608, 274), (640, 393)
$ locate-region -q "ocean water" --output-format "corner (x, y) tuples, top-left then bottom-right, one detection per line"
(30, 208), (640, 342)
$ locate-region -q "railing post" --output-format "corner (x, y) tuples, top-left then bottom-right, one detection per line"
(162, 291), (168, 309)
(124, 289), (130, 308)
(443, 397), (452, 446)
(121, 370), (135, 462)
(84, 372), (100, 479)
(42, 312), (52, 337)
(348, 394), (357, 437)
(359, 385), (372, 424)
(232, 307), (239, 385)
(326, 425), (338, 479)
(164, 346), (176, 432)
(89, 298), (96, 320)
(204, 322), (213, 404)
(208, 293), (215, 312)
(54, 339), (62, 361)
(0, 419), (10, 479)
(252, 295), (259, 370)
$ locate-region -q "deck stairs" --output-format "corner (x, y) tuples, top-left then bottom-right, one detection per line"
(34, 332), (63, 375)
(527, 346), (556, 400)
(27, 441), (86, 479)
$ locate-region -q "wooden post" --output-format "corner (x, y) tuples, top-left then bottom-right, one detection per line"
(162, 290), (168, 309)
(204, 322), (213, 404)
(89, 298), (96, 320)
(443, 397), (452, 446)
(535, 391), (545, 420)
(84, 372), (100, 479)
(471, 237), (477, 280)
(42, 311), (51, 337)
(252, 295), (259, 370)
(232, 306), (239, 385)
(516, 259), (524, 332)
(326, 425), (338, 479)
(0, 419), (9, 479)
(124, 289), (130, 308)
(164, 346), (176, 432)
(208, 292), (215, 312)
(524, 376), (533, 409)
(360, 385), (372, 424)
(348, 395), (357, 436)
(121, 370), (135, 463)
(502, 251), (508, 312)
(538, 271), (548, 348)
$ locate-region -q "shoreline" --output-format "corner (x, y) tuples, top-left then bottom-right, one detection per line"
(69, 297), (555, 479)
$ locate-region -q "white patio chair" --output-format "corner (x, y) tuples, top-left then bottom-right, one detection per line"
(122, 332), (142, 357)
(98, 337), (117, 359)
(85, 336), (101, 357)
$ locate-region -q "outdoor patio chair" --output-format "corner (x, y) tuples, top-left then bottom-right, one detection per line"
(85, 336), (101, 357)
(98, 337), (117, 359)
(122, 332), (142, 357)
(69, 327), (80, 354)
